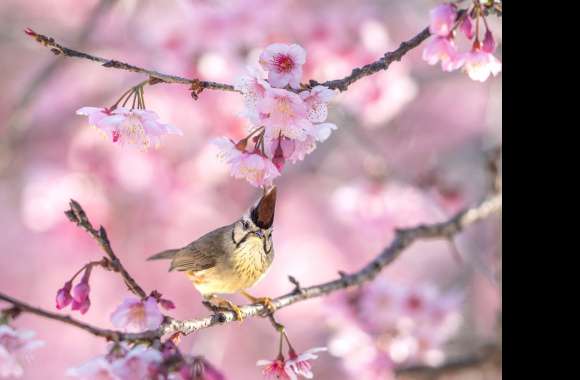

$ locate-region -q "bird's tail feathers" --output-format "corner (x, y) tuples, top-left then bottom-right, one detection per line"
(147, 249), (179, 261)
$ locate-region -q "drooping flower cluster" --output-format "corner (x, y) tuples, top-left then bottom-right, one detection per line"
(422, 1), (501, 82)
(55, 265), (94, 314)
(76, 82), (182, 149)
(257, 330), (327, 380)
(213, 43), (337, 188)
(0, 325), (45, 378)
(327, 280), (463, 377)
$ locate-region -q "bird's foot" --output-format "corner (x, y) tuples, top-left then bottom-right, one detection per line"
(240, 291), (276, 314)
(203, 296), (244, 321)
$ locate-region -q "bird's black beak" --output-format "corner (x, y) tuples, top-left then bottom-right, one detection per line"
(252, 187), (277, 229)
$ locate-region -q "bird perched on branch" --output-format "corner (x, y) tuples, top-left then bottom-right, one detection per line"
(147, 187), (277, 320)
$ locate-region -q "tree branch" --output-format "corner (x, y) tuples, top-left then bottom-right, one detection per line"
(64, 199), (147, 299)
(24, 26), (432, 96)
(1, 192), (499, 341)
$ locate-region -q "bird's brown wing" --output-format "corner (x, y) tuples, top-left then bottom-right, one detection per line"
(168, 225), (229, 272)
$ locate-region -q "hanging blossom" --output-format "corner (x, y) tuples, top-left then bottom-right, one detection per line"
(422, 1), (501, 82)
(76, 82), (182, 149)
(215, 44), (337, 188)
(110, 296), (164, 333)
(55, 264), (94, 314)
(285, 347), (327, 379)
(0, 325), (45, 378)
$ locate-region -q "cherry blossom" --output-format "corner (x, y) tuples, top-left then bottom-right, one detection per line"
(428, 3), (457, 37)
(460, 15), (474, 39)
(76, 107), (182, 148)
(422, 37), (464, 72)
(285, 347), (327, 379)
(259, 43), (306, 89)
(257, 356), (296, 380)
(257, 87), (312, 142)
(299, 86), (336, 123)
(0, 326), (45, 378)
(110, 297), (164, 333)
(71, 269), (92, 315)
(463, 47), (502, 82)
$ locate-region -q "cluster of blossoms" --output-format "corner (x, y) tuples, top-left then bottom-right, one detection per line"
(0, 325), (45, 378)
(422, 1), (502, 82)
(257, 332), (327, 380)
(66, 341), (224, 380)
(76, 82), (182, 149)
(213, 43), (337, 188)
(327, 280), (463, 377)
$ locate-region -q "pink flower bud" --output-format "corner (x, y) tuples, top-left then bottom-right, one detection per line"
(71, 297), (91, 314)
(482, 30), (496, 53)
(56, 281), (73, 310)
(272, 142), (286, 172)
(460, 15), (474, 39)
(24, 28), (37, 37)
(72, 282), (90, 304)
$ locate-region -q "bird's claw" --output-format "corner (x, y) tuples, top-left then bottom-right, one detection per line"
(254, 297), (276, 314)
(203, 298), (244, 322)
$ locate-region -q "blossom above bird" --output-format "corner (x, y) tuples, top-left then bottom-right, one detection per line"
(216, 43), (337, 188)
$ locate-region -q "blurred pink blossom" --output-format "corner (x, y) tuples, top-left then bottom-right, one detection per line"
(110, 297), (163, 333)
(460, 15), (474, 39)
(0, 326), (45, 378)
(111, 345), (163, 380)
(482, 30), (497, 53)
(463, 48), (502, 82)
(422, 37), (464, 72)
(66, 356), (118, 380)
(428, 3), (457, 37)
(259, 43), (306, 89)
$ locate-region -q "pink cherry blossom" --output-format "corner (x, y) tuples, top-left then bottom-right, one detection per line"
(422, 37), (464, 72)
(299, 86), (336, 123)
(76, 106), (182, 148)
(257, 356), (296, 380)
(66, 356), (119, 380)
(258, 87), (312, 142)
(234, 66), (271, 124)
(429, 3), (457, 37)
(0, 326), (45, 378)
(230, 153), (280, 188)
(259, 43), (306, 89)
(56, 281), (73, 310)
(173, 357), (225, 380)
(110, 297), (164, 333)
(285, 347), (327, 379)
(159, 298), (176, 310)
(463, 49), (502, 82)
(111, 345), (163, 380)
(213, 137), (281, 187)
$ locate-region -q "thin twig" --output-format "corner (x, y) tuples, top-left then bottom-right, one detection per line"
(24, 26), (432, 96)
(0, 193), (500, 341)
(64, 199), (147, 299)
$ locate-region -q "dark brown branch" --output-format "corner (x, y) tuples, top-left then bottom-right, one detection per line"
(0, 292), (155, 342)
(24, 29), (236, 94)
(24, 26), (432, 96)
(313, 27), (431, 92)
(0, 193), (500, 341)
(65, 199), (147, 299)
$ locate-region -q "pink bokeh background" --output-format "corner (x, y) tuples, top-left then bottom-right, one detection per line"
(0, 0), (501, 379)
